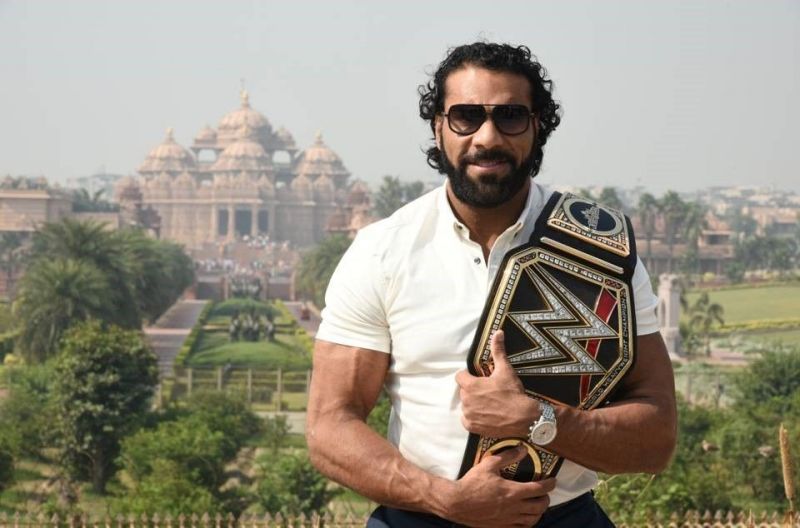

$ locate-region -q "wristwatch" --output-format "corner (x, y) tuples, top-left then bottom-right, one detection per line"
(527, 401), (557, 446)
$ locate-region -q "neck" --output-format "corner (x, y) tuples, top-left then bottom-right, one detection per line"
(446, 179), (531, 259)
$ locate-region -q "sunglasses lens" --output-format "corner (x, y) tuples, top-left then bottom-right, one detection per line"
(493, 105), (530, 135)
(447, 105), (487, 135)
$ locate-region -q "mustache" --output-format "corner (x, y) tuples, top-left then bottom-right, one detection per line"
(460, 149), (516, 166)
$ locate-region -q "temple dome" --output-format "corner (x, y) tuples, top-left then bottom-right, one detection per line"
(274, 126), (297, 150)
(290, 173), (313, 201)
(138, 128), (197, 175)
(217, 91), (273, 148)
(209, 124), (273, 173)
(194, 125), (217, 145)
(294, 131), (350, 186)
(313, 173), (335, 202)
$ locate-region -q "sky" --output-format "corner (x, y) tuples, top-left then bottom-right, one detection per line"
(1, 0), (798, 194)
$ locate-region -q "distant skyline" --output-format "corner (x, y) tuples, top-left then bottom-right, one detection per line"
(1, 0), (798, 194)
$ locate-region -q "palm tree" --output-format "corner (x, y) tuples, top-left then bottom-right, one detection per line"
(637, 193), (660, 266)
(30, 219), (141, 328)
(0, 232), (25, 299)
(297, 234), (352, 308)
(13, 259), (111, 362)
(688, 292), (725, 357)
(681, 202), (709, 276)
(598, 187), (624, 210)
(660, 191), (687, 273)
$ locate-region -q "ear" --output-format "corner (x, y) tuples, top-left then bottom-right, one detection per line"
(434, 114), (443, 150)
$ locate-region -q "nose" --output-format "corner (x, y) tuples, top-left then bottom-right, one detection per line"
(470, 112), (505, 150)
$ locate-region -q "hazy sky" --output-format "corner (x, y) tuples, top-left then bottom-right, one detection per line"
(1, 0), (798, 194)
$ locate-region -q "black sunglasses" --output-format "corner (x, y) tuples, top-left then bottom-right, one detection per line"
(442, 104), (534, 136)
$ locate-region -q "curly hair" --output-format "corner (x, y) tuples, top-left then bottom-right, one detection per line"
(418, 42), (562, 176)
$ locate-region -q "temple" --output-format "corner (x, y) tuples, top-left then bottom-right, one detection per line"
(115, 91), (370, 249)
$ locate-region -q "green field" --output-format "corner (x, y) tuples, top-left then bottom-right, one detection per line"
(188, 331), (311, 369)
(686, 283), (800, 324)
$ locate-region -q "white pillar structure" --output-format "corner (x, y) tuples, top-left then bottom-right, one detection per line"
(657, 273), (683, 359)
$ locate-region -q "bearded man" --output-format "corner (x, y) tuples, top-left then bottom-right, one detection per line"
(306, 42), (677, 528)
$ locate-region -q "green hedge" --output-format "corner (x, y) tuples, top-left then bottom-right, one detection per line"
(210, 298), (278, 319)
(173, 301), (214, 369)
(712, 318), (800, 336)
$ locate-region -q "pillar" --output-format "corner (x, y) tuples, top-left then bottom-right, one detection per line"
(227, 204), (235, 241)
(251, 204), (259, 237)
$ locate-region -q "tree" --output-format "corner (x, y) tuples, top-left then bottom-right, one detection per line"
(296, 234), (352, 308)
(117, 229), (195, 323)
(0, 363), (56, 458)
(30, 219), (141, 328)
(71, 189), (119, 213)
(373, 176), (427, 218)
(681, 202), (708, 276)
(13, 259), (112, 362)
(637, 193), (660, 264)
(660, 191), (687, 273)
(687, 292), (724, 356)
(255, 451), (340, 517)
(597, 187), (624, 210)
(54, 321), (157, 493)
(0, 232), (25, 299)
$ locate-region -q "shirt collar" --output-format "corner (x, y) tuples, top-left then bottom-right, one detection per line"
(436, 179), (546, 242)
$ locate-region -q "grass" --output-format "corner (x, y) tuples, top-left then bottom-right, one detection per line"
(188, 331), (311, 369)
(686, 283), (800, 324)
(742, 327), (800, 346)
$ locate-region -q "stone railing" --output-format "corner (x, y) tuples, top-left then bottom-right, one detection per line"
(0, 511), (798, 528)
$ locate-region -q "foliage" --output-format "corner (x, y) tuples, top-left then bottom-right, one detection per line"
(210, 298), (277, 319)
(53, 321), (158, 493)
(372, 175), (426, 218)
(71, 189), (119, 213)
(174, 301), (213, 368)
(0, 363), (56, 458)
(262, 415), (290, 455)
(0, 435), (13, 493)
(117, 229), (195, 323)
(13, 259), (112, 362)
(182, 392), (263, 458)
(255, 450), (340, 517)
(14, 220), (195, 362)
(735, 235), (798, 276)
(117, 391), (261, 513)
(296, 234), (351, 308)
(111, 458), (221, 515)
(686, 292), (725, 356)
(29, 219), (140, 328)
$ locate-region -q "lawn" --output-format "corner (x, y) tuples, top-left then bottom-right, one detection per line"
(188, 331), (311, 369)
(686, 283), (800, 324)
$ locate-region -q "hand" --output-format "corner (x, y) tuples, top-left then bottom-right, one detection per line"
(456, 330), (539, 438)
(442, 444), (555, 527)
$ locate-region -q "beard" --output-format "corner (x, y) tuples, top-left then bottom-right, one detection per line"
(439, 144), (536, 208)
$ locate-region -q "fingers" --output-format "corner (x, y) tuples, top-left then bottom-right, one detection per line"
(490, 330), (511, 374)
(481, 444), (528, 472)
(524, 477), (557, 495)
(455, 369), (474, 388)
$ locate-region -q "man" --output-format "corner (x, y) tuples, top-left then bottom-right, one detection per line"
(306, 42), (677, 527)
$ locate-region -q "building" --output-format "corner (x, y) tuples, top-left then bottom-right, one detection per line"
(116, 91), (366, 249)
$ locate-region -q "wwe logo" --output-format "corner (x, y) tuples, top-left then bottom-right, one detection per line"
(581, 204), (601, 230)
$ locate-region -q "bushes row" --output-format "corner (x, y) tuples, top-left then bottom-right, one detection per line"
(174, 301), (214, 368)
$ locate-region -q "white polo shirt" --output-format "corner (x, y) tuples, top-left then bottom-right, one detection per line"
(317, 181), (660, 506)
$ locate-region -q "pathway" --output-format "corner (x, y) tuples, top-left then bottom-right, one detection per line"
(144, 299), (209, 378)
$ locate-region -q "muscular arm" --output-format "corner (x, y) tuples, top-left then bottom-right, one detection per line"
(458, 332), (677, 475)
(307, 339), (555, 527)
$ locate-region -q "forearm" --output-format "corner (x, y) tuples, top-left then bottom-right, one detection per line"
(307, 410), (454, 516)
(548, 395), (676, 474)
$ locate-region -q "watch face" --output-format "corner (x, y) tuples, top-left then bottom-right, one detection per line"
(531, 422), (557, 445)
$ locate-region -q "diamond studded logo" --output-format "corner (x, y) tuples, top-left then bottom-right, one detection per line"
(506, 265), (617, 376)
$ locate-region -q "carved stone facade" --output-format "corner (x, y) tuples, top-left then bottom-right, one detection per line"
(116, 91), (362, 249)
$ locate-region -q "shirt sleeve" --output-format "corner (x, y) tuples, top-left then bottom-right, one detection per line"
(631, 257), (660, 336)
(315, 228), (392, 353)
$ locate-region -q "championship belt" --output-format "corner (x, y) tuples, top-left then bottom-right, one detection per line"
(458, 191), (639, 482)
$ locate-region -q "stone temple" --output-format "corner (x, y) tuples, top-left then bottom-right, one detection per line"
(115, 91), (370, 249)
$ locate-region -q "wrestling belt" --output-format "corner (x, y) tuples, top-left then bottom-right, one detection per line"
(458, 191), (639, 482)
